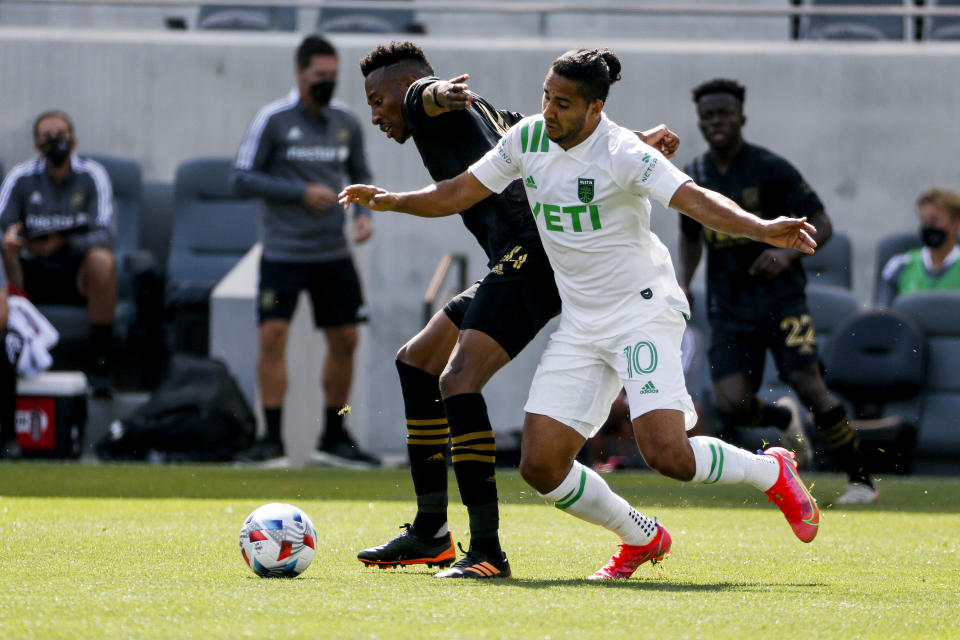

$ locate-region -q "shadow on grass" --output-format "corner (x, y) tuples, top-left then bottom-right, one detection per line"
(500, 578), (826, 592)
(1, 463), (958, 513)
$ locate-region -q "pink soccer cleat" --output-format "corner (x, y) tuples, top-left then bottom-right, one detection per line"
(763, 446), (820, 543)
(588, 523), (672, 580)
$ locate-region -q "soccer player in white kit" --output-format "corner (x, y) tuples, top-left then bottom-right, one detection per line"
(340, 48), (820, 579)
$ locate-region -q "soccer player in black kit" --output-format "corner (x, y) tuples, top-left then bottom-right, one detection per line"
(678, 78), (876, 505)
(354, 41), (679, 577)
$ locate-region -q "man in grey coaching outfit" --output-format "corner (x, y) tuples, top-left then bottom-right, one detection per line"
(0, 110), (117, 397)
(232, 35), (378, 466)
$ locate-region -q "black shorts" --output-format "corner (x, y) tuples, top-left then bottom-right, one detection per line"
(708, 310), (820, 382)
(21, 248), (87, 306)
(258, 257), (367, 328)
(443, 240), (560, 359)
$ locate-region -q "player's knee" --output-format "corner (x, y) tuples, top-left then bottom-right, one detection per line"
(83, 247), (116, 280)
(714, 395), (755, 428)
(259, 323), (288, 355)
(518, 453), (563, 494)
(438, 363), (480, 397)
(640, 439), (695, 481)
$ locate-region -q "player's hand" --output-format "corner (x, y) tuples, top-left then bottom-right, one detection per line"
(2, 223), (25, 256)
(748, 248), (800, 279)
(352, 215), (373, 244)
(637, 124), (680, 158)
(759, 216), (817, 256)
(303, 183), (338, 211)
(26, 232), (66, 258)
(433, 74), (473, 111)
(338, 184), (399, 212)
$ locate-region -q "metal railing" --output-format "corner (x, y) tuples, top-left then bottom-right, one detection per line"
(4, 0), (960, 18)
(422, 252), (467, 326)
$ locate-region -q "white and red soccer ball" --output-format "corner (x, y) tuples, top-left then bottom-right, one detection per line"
(239, 503), (317, 577)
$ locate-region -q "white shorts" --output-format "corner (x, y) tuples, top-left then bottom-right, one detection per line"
(524, 308), (698, 439)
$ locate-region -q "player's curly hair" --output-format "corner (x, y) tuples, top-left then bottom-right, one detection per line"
(691, 78), (746, 104)
(360, 41), (434, 77)
(551, 48), (622, 104)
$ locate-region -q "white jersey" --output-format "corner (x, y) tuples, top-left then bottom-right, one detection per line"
(470, 112), (691, 340)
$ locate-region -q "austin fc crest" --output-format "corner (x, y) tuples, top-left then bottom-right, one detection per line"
(577, 178), (595, 203)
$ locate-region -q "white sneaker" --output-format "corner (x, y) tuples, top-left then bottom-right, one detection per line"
(775, 396), (814, 469)
(835, 482), (879, 505)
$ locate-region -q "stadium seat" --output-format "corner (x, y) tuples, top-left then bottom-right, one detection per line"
(873, 231), (920, 302)
(41, 154), (154, 389)
(822, 307), (924, 471)
(804, 231), (852, 288)
(166, 157), (259, 356)
(197, 5), (295, 31)
(317, 1), (423, 33)
(893, 291), (960, 457)
(927, 0), (960, 40)
(802, 0), (906, 40)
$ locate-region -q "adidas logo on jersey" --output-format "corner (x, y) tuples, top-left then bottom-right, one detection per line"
(287, 126), (303, 141)
(638, 381), (659, 394)
(525, 175), (537, 190)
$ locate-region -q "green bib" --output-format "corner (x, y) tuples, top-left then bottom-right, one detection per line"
(897, 249), (960, 295)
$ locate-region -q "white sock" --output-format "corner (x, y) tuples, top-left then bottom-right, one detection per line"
(539, 461), (657, 546)
(688, 436), (780, 491)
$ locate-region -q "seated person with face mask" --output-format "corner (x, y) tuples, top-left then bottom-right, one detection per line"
(878, 187), (960, 308)
(0, 110), (117, 397)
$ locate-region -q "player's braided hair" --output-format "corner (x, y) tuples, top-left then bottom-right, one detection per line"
(691, 78), (746, 104)
(360, 41), (435, 77)
(550, 48), (622, 104)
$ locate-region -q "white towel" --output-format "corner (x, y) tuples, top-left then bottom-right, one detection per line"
(6, 295), (59, 378)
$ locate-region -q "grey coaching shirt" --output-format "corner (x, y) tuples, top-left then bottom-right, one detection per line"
(0, 154), (114, 255)
(232, 89), (372, 263)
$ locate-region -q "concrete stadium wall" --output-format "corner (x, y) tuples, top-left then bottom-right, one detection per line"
(2, 28), (958, 453)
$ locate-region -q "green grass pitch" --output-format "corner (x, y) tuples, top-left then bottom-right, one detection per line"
(1, 464), (958, 639)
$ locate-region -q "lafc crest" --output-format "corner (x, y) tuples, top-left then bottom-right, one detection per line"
(577, 177), (595, 203)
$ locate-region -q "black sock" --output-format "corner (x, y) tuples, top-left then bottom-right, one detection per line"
(323, 406), (345, 442)
(264, 407), (282, 441)
(815, 405), (872, 487)
(733, 396), (791, 429)
(90, 323), (113, 373)
(396, 360), (449, 536)
(443, 393), (499, 542)
(467, 502), (501, 555)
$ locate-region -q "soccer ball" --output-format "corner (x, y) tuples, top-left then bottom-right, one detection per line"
(239, 502), (317, 577)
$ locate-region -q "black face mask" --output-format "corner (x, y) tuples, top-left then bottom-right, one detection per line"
(921, 225), (948, 249)
(309, 80), (336, 106)
(40, 136), (72, 167)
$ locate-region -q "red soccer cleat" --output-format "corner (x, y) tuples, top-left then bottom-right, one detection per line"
(588, 523), (672, 580)
(763, 446), (820, 543)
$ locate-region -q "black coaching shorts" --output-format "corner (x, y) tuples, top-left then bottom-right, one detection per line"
(258, 256), (367, 328)
(443, 240), (561, 359)
(708, 309), (820, 382)
(22, 246), (88, 306)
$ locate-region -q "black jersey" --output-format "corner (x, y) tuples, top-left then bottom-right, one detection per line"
(403, 77), (539, 266)
(681, 142), (824, 329)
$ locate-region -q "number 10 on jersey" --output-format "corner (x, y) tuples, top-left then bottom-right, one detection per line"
(623, 341), (658, 378)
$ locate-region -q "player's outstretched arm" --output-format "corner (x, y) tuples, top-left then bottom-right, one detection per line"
(339, 171), (493, 218)
(670, 181), (818, 254)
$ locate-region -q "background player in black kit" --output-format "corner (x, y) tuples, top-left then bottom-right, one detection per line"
(677, 78), (876, 505)
(355, 41), (680, 577)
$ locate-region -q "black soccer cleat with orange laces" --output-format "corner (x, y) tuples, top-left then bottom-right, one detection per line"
(357, 524), (456, 569)
(433, 543), (512, 579)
